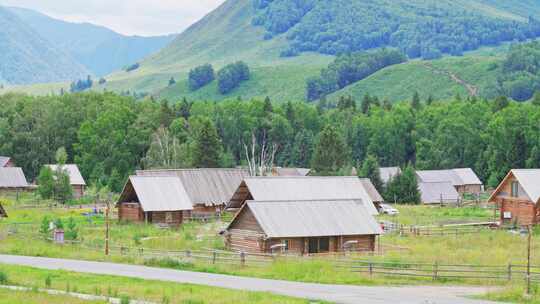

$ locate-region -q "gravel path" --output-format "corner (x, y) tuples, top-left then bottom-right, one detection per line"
(0, 255), (501, 304)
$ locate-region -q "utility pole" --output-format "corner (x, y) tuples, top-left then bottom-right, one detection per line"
(105, 193), (111, 256)
(527, 225), (532, 296)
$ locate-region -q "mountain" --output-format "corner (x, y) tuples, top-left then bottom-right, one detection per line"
(7, 6), (176, 77)
(0, 6), (88, 85)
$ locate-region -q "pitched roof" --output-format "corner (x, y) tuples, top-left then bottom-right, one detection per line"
(0, 167), (28, 188)
(232, 200), (382, 238)
(0, 156), (11, 167)
(272, 167), (311, 176)
(228, 176), (379, 215)
(118, 176), (193, 212)
(418, 181), (460, 204)
(505, 169), (540, 203)
(379, 167), (401, 184)
(46, 164), (86, 186)
(359, 178), (384, 203)
(416, 168), (482, 186)
(136, 168), (250, 207)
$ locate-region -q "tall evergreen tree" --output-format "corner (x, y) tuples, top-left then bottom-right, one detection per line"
(533, 91), (540, 106)
(311, 125), (349, 175)
(411, 91), (421, 110)
(359, 154), (384, 193)
(192, 118), (223, 168)
(361, 94), (371, 114)
(290, 130), (314, 167)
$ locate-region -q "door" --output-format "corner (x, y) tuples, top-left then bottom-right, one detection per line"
(308, 237), (330, 253)
(308, 238), (319, 254)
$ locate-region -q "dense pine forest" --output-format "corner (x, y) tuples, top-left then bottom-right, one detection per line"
(1, 91), (539, 193)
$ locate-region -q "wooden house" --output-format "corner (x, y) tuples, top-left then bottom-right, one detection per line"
(116, 176), (193, 226)
(136, 168), (250, 217)
(224, 199), (382, 254)
(418, 181), (460, 204)
(489, 169), (540, 226)
(45, 164), (86, 199)
(0, 156), (14, 168)
(227, 176), (379, 215)
(416, 168), (483, 196)
(0, 167), (28, 192)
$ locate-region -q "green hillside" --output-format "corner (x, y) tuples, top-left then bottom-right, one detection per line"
(90, 0), (540, 103)
(0, 6), (88, 85)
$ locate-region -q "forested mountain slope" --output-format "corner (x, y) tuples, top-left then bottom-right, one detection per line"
(0, 7), (88, 85)
(97, 0), (540, 102)
(8, 6), (176, 77)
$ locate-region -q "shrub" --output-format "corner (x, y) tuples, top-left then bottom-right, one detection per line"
(0, 271), (7, 284)
(217, 61), (250, 94)
(125, 63), (140, 72)
(188, 64), (215, 91)
(45, 274), (52, 288)
(120, 295), (130, 304)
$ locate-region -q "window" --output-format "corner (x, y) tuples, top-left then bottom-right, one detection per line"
(282, 240), (289, 251)
(165, 212), (173, 223)
(511, 181), (519, 197)
(319, 237), (330, 252)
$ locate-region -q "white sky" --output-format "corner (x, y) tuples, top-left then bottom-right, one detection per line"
(0, 0), (226, 36)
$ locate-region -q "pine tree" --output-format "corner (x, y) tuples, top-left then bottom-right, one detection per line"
(411, 91), (421, 110)
(192, 118), (223, 168)
(400, 165), (421, 204)
(533, 91), (540, 106)
(361, 94), (372, 114)
(426, 95), (434, 105)
(291, 130), (314, 167)
(359, 154), (384, 193)
(311, 125), (350, 175)
(263, 96), (273, 114)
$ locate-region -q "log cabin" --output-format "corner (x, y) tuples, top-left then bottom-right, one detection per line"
(0, 167), (29, 192)
(227, 176), (379, 215)
(116, 176), (193, 226)
(224, 199), (382, 254)
(45, 164), (86, 199)
(136, 168), (250, 217)
(416, 168), (483, 196)
(0, 156), (14, 168)
(489, 169), (540, 226)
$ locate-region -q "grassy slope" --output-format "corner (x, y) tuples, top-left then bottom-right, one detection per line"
(327, 55), (501, 102)
(0, 289), (105, 304)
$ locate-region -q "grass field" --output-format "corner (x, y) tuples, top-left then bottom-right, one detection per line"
(0, 264), (318, 304)
(0, 288), (105, 304)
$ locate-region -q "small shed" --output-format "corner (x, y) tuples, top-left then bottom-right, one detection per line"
(0, 156), (13, 168)
(45, 164), (86, 199)
(416, 168), (483, 195)
(379, 167), (401, 185)
(418, 181), (460, 204)
(227, 176), (379, 215)
(0, 167), (28, 191)
(489, 169), (540, 226)
(224, 200), (383, 254)
(136, 168), (250, 216)
(117, 176), (193, 226)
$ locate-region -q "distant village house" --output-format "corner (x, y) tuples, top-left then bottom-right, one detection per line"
(45, 164), (86, 199)
(117, 176), (193, 226)
(489, 169), (540, 226)
(416, 168), (483, 204)
(224, 199), (382, 254)
(0, 167), (29, 192)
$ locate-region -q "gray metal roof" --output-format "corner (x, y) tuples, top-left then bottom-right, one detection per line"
(0, 156), (11, 167)
(241, 200), (382, 238)
(416, 168), (482, 186)
(46, 164), (86, 186)
(136, 169), (250, 207)
(120, 176), (193, 212)
(379, 167), (401, 184)
(230, 176), (379, 215)
(0, 167), (28, 188)
(510, 169), (540, 203)
(418, 181), (460, 204)
(359, 178), (384, 203)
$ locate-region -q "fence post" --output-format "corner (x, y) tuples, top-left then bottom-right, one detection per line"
(369, 262), (373, 278)
(186, 250), (191, 258)
(507, 263), (512, 282)
(433, 262), (439, 281)
(240, 251), (246, 267)
(213, 250), (217, 264)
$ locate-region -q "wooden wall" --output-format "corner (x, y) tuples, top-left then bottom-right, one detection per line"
(72, 185), (85, 199)
(500, 200), (538, 226)
(118, 202), (143, 222)
(456, 184), (482, 195)
(150, 211), (183, 226)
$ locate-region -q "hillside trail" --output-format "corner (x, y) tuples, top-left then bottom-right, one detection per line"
(422, 62), (479, 96)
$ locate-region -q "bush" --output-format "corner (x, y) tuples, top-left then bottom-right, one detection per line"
(125, 63), (140, 72)
(120, 295), (130, 304)
(0, 271), (7, 284)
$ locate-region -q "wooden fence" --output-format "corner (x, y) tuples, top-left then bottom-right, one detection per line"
(351, 260), (540, 282)
(382, 222), (498, 237)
